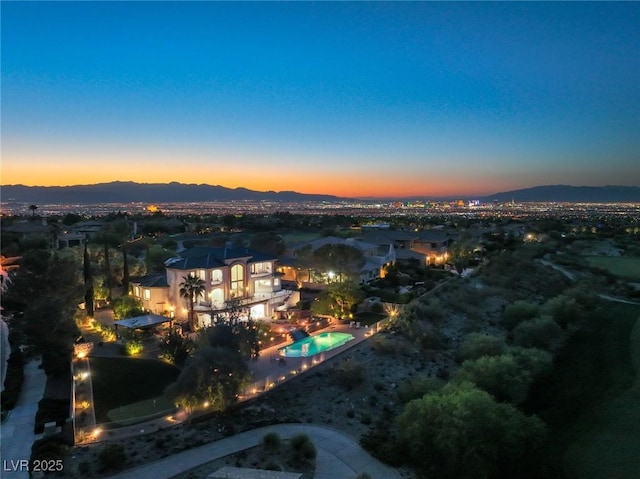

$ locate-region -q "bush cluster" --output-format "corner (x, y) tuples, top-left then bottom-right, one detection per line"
(288, 434), (316, 467)
(1, 345), (24, 412)
(331, 360), (366, 391)
(98, 443), (126, 472)
(34, 398), (70, 434)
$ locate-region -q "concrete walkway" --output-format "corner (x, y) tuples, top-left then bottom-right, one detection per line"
(0, 360), (47, 478)
(106, 423), (402, 479)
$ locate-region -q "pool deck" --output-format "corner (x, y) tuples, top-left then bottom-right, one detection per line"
(242, 321), (380, 398)
(76, 320), (382, 444)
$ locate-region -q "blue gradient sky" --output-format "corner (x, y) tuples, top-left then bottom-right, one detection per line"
(2, 1), (639, 198)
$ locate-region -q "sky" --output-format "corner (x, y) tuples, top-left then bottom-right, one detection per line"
(1, 1), (639, 199)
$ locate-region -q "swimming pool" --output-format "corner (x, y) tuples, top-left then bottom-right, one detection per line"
(278, 332), (355, 358)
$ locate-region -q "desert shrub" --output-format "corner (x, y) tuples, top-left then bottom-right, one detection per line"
(264, 461), (282, 471)
(124, 338), (144, 356)
(262, 432), (281, 451)
(458, 333), (507, 361)
(98, 443), (126, 472)
(360, 427), (403, 467)
(503, 301), (540, 330)
(78, 461), (92, 475)
(289, 434), (316, 466)
(397, 376), (444, 403)
(512, 316), (565, 351)
(332, 360), (366, 391)
(370, 335), (412, 356)
(31, 437), (68, 465)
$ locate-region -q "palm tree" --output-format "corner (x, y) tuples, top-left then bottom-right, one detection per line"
(29, 204), (38, 217)
(179, 274), (206, 331)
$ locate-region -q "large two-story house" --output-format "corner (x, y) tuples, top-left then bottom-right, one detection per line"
(131, 246), (298, 328)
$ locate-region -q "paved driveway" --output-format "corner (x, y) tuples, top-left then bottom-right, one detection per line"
(106, 423), (402, 479)
(0, 360), (47, 479)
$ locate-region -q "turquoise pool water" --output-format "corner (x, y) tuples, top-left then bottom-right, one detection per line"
(278, 332), (355, 358)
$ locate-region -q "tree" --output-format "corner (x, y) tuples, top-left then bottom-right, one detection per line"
(203, 300), (261, 359)
(121, 245), (130, 293)
(456, 349), (553, 404)
(83, 242), (94, 318)
(397, 381), (546, 479)
(249, 232), (285, 257)
(111, 295), (144, 320)
(312, 243), (365, 282)
(103, 240), (113, 300)
(29, 204), (38, 216)
(145, 244), (173, 273)
(449, 234), (473, 274)
(327, 280), (364, 318)
(179, 274), (206, 331)
(165, 345), (249, 413)
(458, 333), (507, 361)
(294, 244), (316, 283)
(159, 329), (194, 367)
(512, 315), (565, 351)
(503, 300), (540, 330)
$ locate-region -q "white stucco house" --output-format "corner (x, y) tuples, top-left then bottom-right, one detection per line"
(131, 246), (299, 328)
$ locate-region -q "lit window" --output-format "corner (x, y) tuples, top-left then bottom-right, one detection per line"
(211, 269), (222, 284)
(230, 264), (244, 297)
(144, 289), (151, 300)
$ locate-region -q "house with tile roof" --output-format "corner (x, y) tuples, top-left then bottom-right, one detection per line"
(131, 247), (299, 327)
(283, 236), (395, 284)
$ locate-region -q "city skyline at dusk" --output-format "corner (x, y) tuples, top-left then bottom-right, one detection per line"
(2, 2), (639, 198)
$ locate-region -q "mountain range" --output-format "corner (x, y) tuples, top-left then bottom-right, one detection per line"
(1, 182), (639, 204)
(0, 181), (343, 204)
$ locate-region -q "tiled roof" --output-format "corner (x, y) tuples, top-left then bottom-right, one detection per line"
(396, 249), (427, 261)
(166, 247), (277, 270)
(131, 274), (168, 287)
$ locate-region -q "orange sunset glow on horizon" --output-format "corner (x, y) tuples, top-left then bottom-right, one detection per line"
(1, 164), (519, 199)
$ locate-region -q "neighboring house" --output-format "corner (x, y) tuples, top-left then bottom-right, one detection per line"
(68, 220), (106, 238)
(284, 236), (395, 284)
(394, 248), (429, 265)
(131, 246), (298, 327)
(13, 219), (112, 250)
(412, 231), (454, 265)
(56, 232), (86, 249)
(3, 219), (52, 246)
(130, 273), (170, 315)
(359, 230), (418, 251)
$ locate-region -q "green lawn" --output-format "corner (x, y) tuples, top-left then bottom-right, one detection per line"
(279, 232), (321, 244)
(524, 300), (640, 478)
(563, 316), (640, 479)
(107, 396), (176, 426)
(90, 357), (180, 425)
(585, 256), (640, 281)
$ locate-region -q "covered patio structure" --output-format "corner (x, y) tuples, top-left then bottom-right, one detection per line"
(114, 314), (173, 339)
